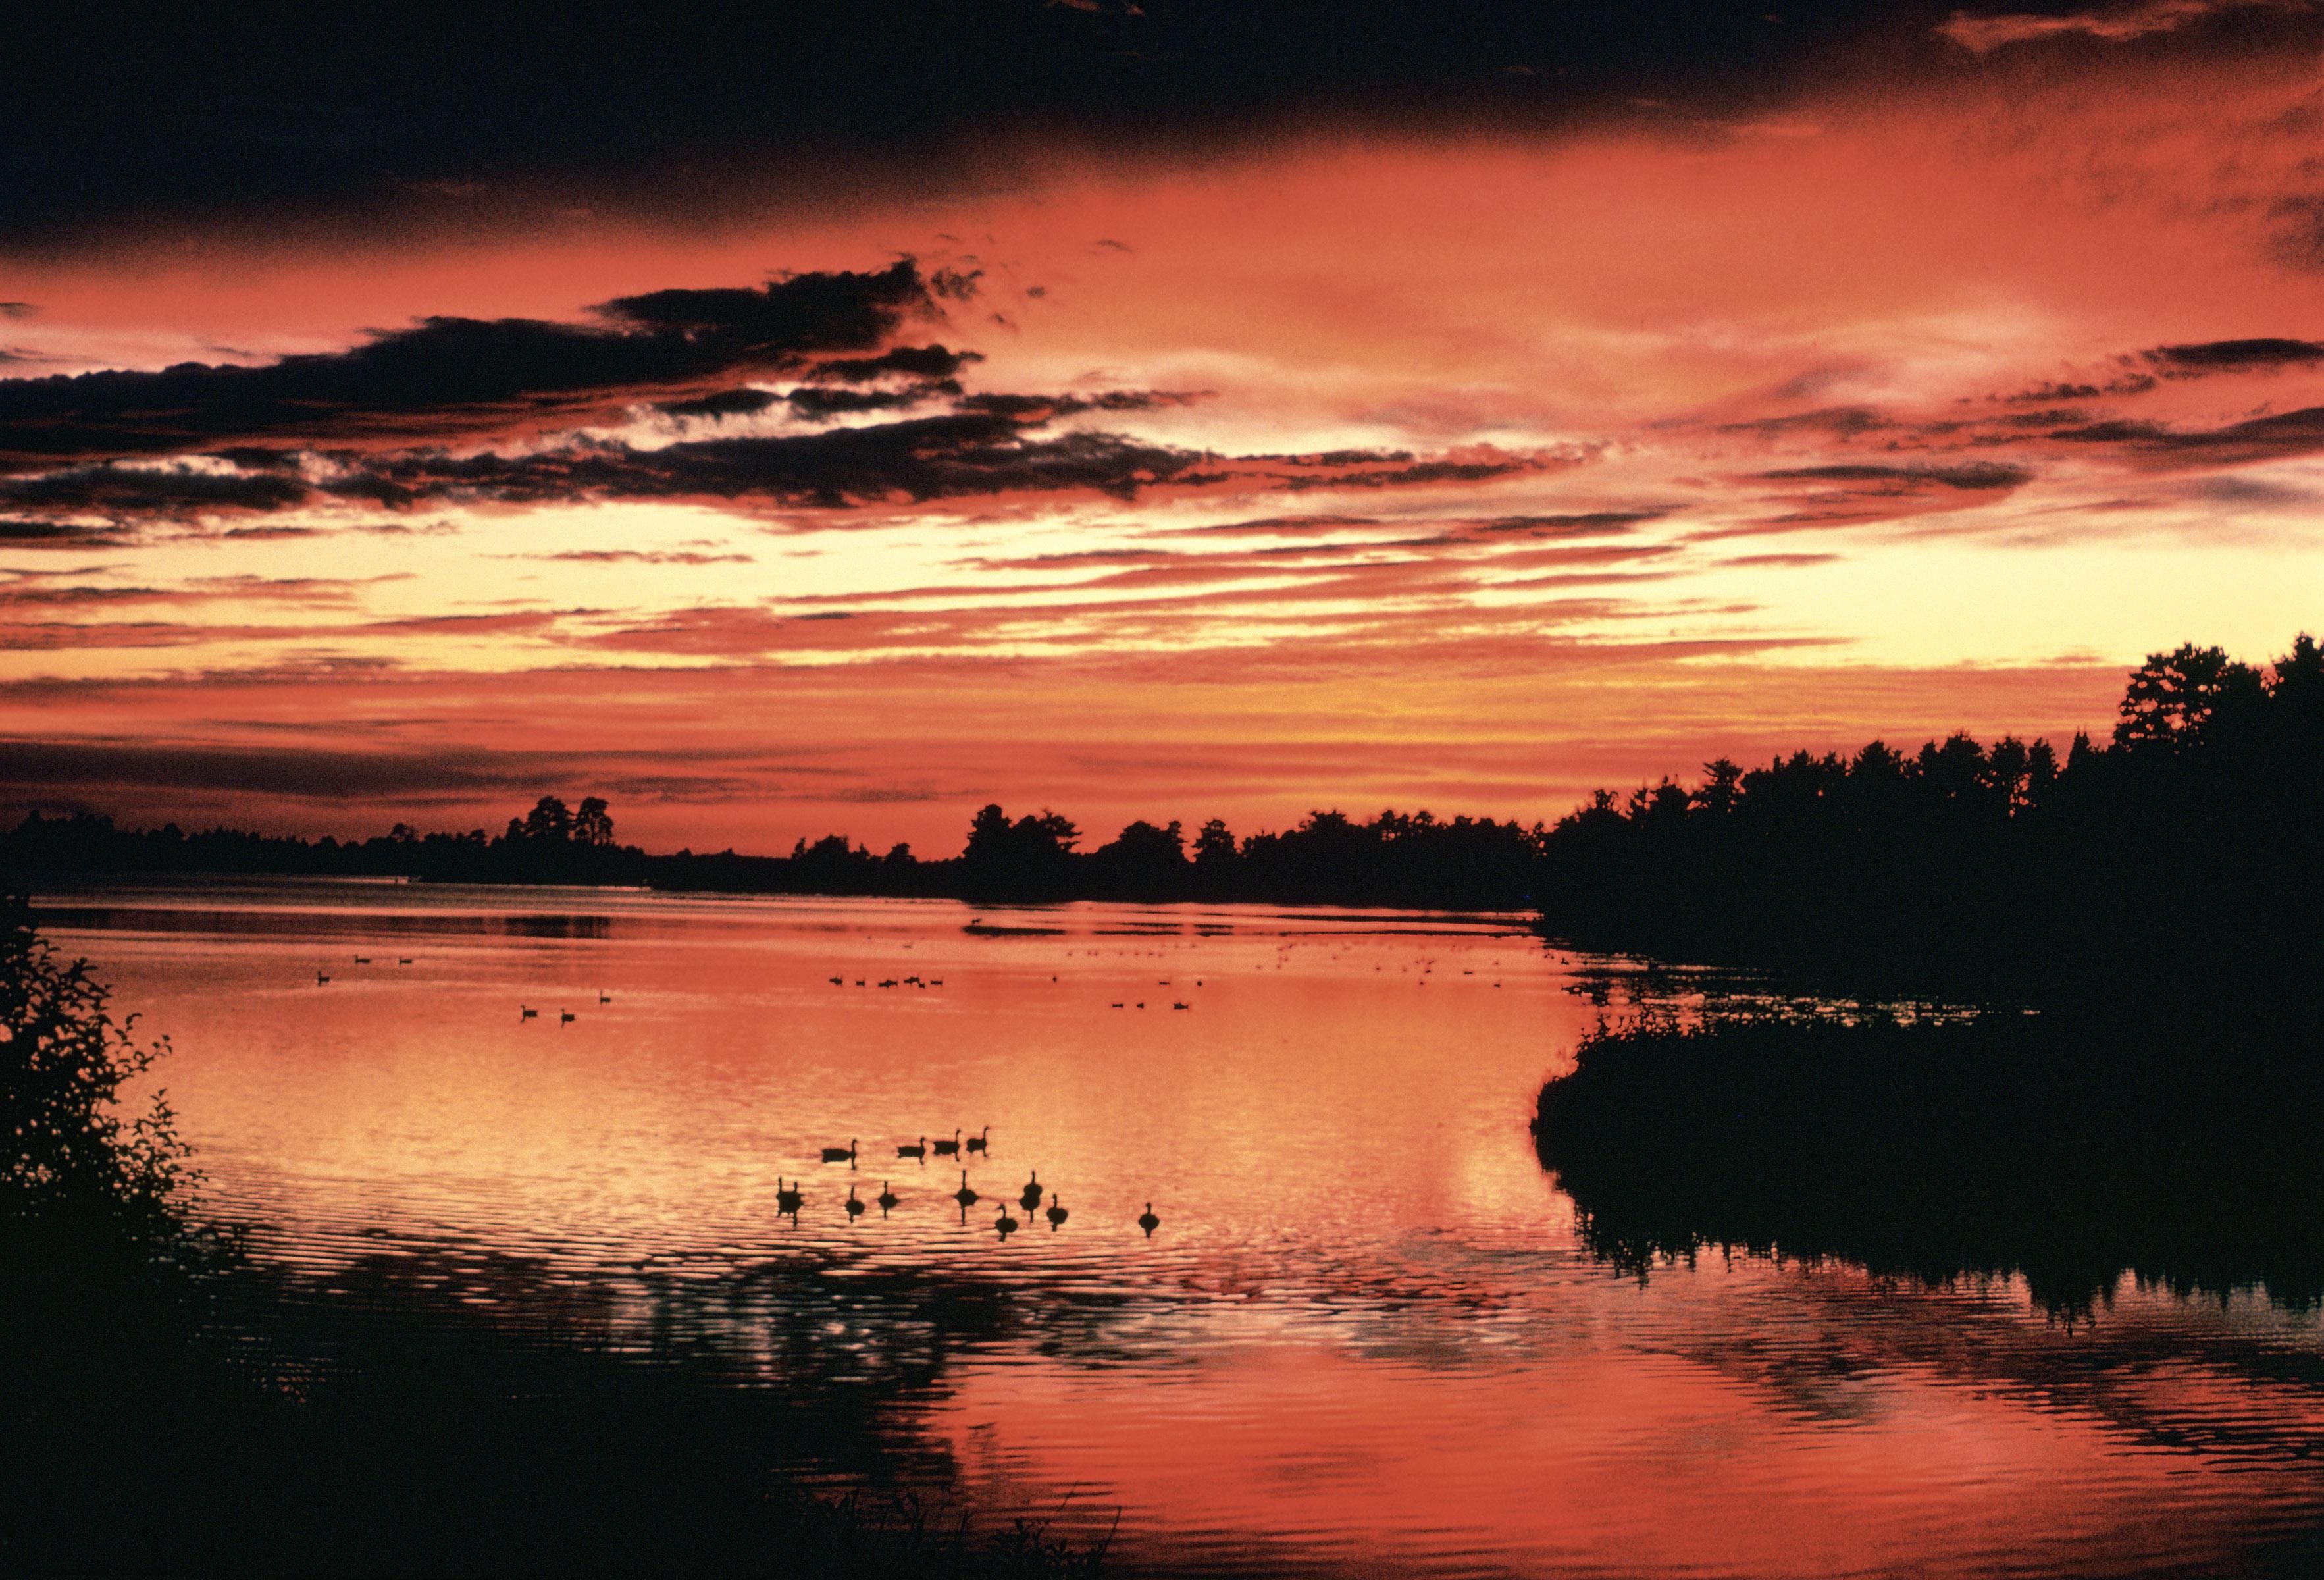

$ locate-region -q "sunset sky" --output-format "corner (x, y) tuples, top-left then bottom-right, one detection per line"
(5, 1), (2321, 852)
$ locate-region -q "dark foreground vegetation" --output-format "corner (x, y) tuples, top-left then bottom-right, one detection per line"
(1534, 1005), (2324, 1315)
(0, 898), (1108, 1577)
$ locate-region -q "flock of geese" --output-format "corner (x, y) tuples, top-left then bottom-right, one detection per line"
(779, 1130), (1164, 1242)
(309, 957), (1175, 1241)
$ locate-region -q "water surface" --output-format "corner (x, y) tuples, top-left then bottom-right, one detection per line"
(43, 880), (2324, 1577)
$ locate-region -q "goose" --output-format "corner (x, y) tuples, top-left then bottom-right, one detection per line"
(897, 1136), (927, 1161)
(560, 1010), (575, 1024)
(995, 1203), (1020, 1240)
(1046, 1196), (1068, 1231)
(598, 991), (611, 1005)
(821, 1139), (858, 1167)
(354, 956), (371, 964)
(775, 1178), (804, 1217)
(1138, 1203), (1161, 1238)
(931, 1129), (961, 1158)
(1019, 1172), (1043, 1211)
(952, 1171), (978, 1209)
(829, 974), (844, 985)
(316, 972), (331, 985)
(845, 1184), (865, 1222)
(398, 957), (414, 966)
(1172, 1001), (1190, 1011)
(966, 1126), (991, 1156)
(519, 1005), (536, 1019)
(877, 1181), (899, 1216)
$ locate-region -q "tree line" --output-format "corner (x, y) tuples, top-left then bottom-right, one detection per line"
(1535, 634), (2324, 996)
(8, 632), (2319, 974)
(0, 795), (1548, 910)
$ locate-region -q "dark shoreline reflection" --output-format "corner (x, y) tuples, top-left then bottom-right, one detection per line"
(1534, 1004), (2324, 1315)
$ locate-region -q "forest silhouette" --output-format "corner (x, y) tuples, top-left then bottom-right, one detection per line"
(10, 635), (2323, 997)
(1529, 635), (2324, 1304)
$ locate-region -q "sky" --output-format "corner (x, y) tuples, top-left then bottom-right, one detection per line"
(3, 1), (2322, 853)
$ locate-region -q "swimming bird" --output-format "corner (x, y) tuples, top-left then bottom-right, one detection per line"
(898, 1136), (927, 1161)
(1046, 1196), (1068, 1231)
(354, 956), (371, 964)
(398, 957), (413, 965)
(821, 1139), (858, 1167)
(966, 1126), (990, 1155)
(1172, 1001), (1190, 1011)
(1019, 1172), (1043, 1211)
(931, 1128), (960, 1158)
(1138, 1203), (1161, 1238)
(952, 1171), (978, 1209)
(995, 1203), (1020, 1240)
(560, 1009), (575, 1024)
(845, 1184), (865, 1223)
(519, 1005), (536, 1019)
(877, 1181), (898, 1217)
(317, 972), (331, 985)
(598, 991), (611, 1004)
(775, 1178), (804, 1217)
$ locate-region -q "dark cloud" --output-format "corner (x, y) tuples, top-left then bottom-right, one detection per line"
(2144, 337), (2324, 370)
(807, 345), (983, 383)
(1718, 406), (1892, 438)
(334, 413), (1206, 510)
(2050, 404), (2324, 463)
(0, 737), (575, 801)
(955, 390), (1204, 421)
(1759, 462), (2032, 490)
(0, 263), (937, 471)
(784, 386), (945, 421)
(1273, 456), (1539, 492)
(0, 464), (312, 519)
(26, 5), (2303, 247)
(653, 389), (783, 419)
(0, 517), (126, 547)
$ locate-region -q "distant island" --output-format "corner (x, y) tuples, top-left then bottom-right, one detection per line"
(9, 633), (2321, 997)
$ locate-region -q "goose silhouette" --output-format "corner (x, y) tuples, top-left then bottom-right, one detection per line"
(877, 1181), (899, 1217)
(317, 972), (331, 986)
(1138, 1203), (1161, 1238)
(845, 1184), (865, 1223)
(931, 1128), (961, 1158)
(966, 1126), (991, 1155)
(1018, 1172), (1043, 1211)
(398, 957), (413, 966)
(598, 991), (611, 1004)
(821, 1139), (858, 1167)
(519, 1005), (536, 1019)
(560, 1010), (575, 1024)
(995, 1203), (1020, 1240)
(952, 1171), (978, 1209)
(775, 1178), (804, 1217)
(1046, 1196), (1068, 1231)
(897, 1136), (927, 1161)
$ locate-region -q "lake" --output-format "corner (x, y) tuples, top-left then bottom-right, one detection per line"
(38, 879), (2324, 1577)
